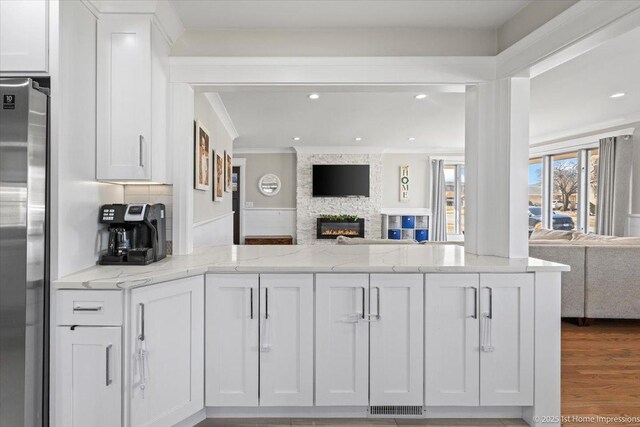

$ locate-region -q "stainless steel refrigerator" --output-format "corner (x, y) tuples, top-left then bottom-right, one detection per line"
(0, 78), (48, 427)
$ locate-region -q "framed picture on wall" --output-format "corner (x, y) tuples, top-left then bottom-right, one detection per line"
(194, 121), (210, 191)
(212, 150), (224, 201)
(224, 151), (232, 193)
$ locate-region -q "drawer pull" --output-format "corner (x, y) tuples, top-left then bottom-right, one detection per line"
(73, 306), (103, 312)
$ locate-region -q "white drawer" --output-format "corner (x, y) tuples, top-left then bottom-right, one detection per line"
(56, 290), (123, 326)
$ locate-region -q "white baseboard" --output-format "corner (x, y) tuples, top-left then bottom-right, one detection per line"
(174, 409), (206, 427)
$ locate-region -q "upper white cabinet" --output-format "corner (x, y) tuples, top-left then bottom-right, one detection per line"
(56, 327), (122, 427)
(369, 274), (423, 406)
(97, 14), (170, 182)
(129, 276), (204, 426)
(206, 274), (259, 407)
(480, 274), (534, 406)
(315, 274), (370, 406)
(424, 274), (480, 406)
(259, 274), (314, 406)
(0, 0), (48, 72)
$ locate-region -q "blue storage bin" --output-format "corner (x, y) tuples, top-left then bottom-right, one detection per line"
(401, 216), (415, 229)
(415, 229), (428, 242)
(388, 229), (401, 240)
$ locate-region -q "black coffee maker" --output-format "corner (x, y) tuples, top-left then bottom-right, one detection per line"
(99, 203), (167, 265)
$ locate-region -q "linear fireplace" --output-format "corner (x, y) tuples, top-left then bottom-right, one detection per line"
(317, 216), (365, 239)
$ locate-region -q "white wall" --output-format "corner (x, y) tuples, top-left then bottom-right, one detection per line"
(235, 153), (296, 208)
(172, 28), (498, 57)
(381, 153), (431, 209)
(55, 0), (123, 279)
(629, 128), (640, 236)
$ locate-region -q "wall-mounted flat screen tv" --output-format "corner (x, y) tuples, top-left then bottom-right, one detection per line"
(312, 164), (370, 197)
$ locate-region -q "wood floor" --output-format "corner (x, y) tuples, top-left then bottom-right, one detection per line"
(198, 320), (640, 427)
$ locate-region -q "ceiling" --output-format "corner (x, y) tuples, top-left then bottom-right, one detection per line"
(170, 0), (530, 30)
(530, 26), (640, 144)
(217, 87), (465, 151)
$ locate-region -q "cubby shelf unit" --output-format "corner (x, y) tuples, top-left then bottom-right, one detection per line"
(382, 212), (430, 242)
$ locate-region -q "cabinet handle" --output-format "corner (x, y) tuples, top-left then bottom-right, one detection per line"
(105, 344), (112, 386)
(250, 288), (254, 319)
(265, 287), (269, 319)
(361, 286), (366, 319)
(486, 287), (493, 319)
(73, 306), (103, 312)
(139, 135), (144, 167)
(467, 287), (478, 319)
(376, 286), (381, 319)
(138, 303), (145, 341)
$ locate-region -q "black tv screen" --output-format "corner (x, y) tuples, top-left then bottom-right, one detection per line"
(312, 164), (370, 197)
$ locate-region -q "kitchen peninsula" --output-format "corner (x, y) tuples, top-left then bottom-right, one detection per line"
(52, 244), (567, 427)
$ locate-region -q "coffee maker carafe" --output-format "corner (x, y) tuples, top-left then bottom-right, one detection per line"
(99, 203), (167, 265)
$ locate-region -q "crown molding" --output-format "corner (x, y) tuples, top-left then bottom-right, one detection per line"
(86, 0), (184, 44)
(203, 93), (240, 141)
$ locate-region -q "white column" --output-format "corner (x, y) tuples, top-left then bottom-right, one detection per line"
(465, 78), (530, 258)
(630, 128), (640, 236)
(170, 83), (195, 255)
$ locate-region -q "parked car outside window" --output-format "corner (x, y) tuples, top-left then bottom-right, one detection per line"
(528, 206), (575, 231)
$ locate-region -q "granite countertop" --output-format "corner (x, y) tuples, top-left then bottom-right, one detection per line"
(53, 244), (569, 290)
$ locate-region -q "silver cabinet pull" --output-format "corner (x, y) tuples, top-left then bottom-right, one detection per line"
(105, 344), (113, 386)
(138, 303), (145, 341)
(265, 287), (269, 319)
(250, 288), (254, 319)
(139, 135), (144, 167)
(361, 286), (366, 319)
(467, 286), (478, 319)
(486, 287), (493, 319)
(376, 286), (381, 319)
(73, 306), (103, 312)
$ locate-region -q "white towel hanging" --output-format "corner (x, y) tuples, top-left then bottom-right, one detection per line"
(261, 316), (272, 352)
(481, 314), (494, 353)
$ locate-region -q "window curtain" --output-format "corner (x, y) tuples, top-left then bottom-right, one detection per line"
(430, 159), (447, 241)
(596, 136), (633, 236)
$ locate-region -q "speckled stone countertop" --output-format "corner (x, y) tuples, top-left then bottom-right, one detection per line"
(53, 244), (569, 290)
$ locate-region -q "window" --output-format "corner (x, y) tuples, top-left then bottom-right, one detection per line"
(528, 158), (543, 208)
(444, 164), (464, 236)
(551, 152), (579, 231)
(588, 149), (599, 233)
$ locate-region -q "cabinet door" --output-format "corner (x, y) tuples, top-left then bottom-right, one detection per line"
(130, 276), (204, 426)
(206, 274), (259, 406)
(0, 0), (47, 72)
(424, 274), (480, 406)
(370, 274), (424, 405)
(259, 274), (313, 406)
(97, 15), (151, 180)
(315, 274), (369, 406)
(56, 327), (121, 427)
(480, 274), (534, 406)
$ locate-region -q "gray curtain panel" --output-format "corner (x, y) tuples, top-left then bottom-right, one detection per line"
(430, 159), (447, 241)
(596, 136), (633, 236)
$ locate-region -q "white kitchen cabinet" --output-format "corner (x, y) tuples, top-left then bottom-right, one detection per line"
(480, 274), (534, 406)
(0, 0), (48, 72)
(56, 327), (122, 427)
(315, 274), (369, 406)
(369, 274), (424, 405)
(259, 274), (314, 406)
(96, 14), (170, 182)
(206, 274), (259, 406)
(424, 274), (480, 406)
(129, 276), (204, 426)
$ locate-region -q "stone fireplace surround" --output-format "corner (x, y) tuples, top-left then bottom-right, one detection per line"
(296, 152), (383, 245)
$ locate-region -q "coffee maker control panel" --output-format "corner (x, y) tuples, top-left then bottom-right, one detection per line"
(124, 203), (147, 222)
(99, 204), (127, 223)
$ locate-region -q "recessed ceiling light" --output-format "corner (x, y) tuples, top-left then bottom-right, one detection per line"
(308, 93), (320, 100)
(293, 137), (301, 141)
(415, 94), (427, 100)
(610, 92), (626, 98)
(354, 137), (362, 141)
(408, 137), (416, 141)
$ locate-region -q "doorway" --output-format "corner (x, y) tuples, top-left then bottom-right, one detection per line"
(232, 166), (241, 244)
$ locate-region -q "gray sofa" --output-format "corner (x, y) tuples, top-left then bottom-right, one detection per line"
(530, 242), (640, 319)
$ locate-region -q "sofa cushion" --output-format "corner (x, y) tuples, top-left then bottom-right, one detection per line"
(528, 239), (572, 245)
(336, 236), (417, 245)
(529, 245), (585, 318)
(530, 228), (575, 241)
(571, 233), (640, 245)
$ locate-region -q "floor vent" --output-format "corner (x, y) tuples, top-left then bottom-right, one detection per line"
(369, 405), (424, 417)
